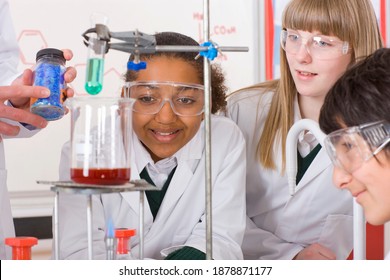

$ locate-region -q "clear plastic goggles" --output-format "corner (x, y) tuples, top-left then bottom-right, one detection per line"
(280, 29), (350, 60)
(324, 121), (390, 173)
(122, 81), (204, 116)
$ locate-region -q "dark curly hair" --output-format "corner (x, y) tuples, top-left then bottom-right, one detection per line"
(319, 47), (390, 154)
(124, 32), (227, 113)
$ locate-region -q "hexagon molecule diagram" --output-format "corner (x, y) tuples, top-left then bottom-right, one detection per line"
(18, 30), (48, 67)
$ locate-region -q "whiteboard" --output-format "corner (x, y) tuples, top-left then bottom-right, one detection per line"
(6, 0), (257, 192)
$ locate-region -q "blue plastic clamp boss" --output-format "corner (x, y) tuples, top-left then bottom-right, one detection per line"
(127, 61), (147, 71)
(199, 41), (218, 61)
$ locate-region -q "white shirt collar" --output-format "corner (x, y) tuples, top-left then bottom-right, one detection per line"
(132, 121), (204, 185)
(294, 95), (320, 157)
(146, 157), (178, 189)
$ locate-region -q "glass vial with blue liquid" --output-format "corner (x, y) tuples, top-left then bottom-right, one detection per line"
(85, 13), (108, 95)
(31, 48), (66, 121)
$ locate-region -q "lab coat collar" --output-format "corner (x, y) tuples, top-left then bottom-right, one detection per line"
(131, 126), (203, 176)
(295, 148), (332, 193)
(121, 125), (204, 220)
(293, 96), (332, 193)
(120, 132), (155, 226)
(150, 122), (204, 219)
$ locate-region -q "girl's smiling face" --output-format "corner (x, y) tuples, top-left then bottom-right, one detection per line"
(286, 30), (352, 101)
(333, 150), (390, 225)
(132, 56), (203, 162)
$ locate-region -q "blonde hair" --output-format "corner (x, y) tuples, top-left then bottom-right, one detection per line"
(249, 0), (383, 171)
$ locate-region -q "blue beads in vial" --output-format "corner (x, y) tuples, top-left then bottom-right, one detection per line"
(31, 48), (66, 121)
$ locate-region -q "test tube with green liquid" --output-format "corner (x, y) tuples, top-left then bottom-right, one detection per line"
(85, 37), (106, 95)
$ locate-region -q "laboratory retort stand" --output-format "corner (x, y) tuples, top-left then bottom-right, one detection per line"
(38, 179), (158, 260)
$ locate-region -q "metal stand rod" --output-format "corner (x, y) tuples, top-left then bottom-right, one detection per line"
(353, 199), (366, 259)
(110, 44), (248, 54)
(139, 191), (144, 260)
(54, 192), (59, 260)
(203, 0), (212, 260)
(92, 21), (248, 55)
(45, 181), (156, 260)
(87, 195), (93, 260)
(155, 46), (249, 52)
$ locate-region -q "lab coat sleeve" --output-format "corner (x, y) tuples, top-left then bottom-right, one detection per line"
(226, 90), (304, 259)
(0, 0), (19, 86)
(0, 146), (13, 259)
(185, 118), (247, 259)
(0, 114), (40, 139)
(0, 1), (38, 137)
(227, 90), (353, 260)
(55, 141), (108, 259)
(56, 192), (108, 259)
(0, 99), (42, 139)
(242, 216), (303, 260)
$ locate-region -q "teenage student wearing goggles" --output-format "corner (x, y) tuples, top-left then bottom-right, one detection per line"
(225, 0), (383, 260)
(319, 48), (390, 260)
(56, 32), (246, 260)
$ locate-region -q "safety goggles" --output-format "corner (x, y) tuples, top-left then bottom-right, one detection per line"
(324, 121), (390, 173)
(122, 81), (205, 116)
(280, 29), (350, 60)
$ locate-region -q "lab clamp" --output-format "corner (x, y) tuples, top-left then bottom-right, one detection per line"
(81, 24), (249, 74)
(286, 119), (366, 260)
(43, 1), (249, 260)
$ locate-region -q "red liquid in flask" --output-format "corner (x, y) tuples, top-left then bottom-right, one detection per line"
(71, 168), (131, 185)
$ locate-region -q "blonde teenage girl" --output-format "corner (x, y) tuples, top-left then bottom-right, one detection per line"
(226, 0), (383, 260)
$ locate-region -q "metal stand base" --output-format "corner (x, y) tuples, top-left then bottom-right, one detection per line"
(38, 180), (158, 260)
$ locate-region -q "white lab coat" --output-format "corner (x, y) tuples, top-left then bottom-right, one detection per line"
(56, 115), (246, 260)
(0, 0), (19, 87)
(0, 122), (37, 260)
(226, 89), (353, 260)
(0, 0), (38, 260)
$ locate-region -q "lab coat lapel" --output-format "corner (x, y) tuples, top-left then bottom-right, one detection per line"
(292, 96), (332, 193)
(120, 135), (154, 224)
(157, 162), (194, 216)
(121, 124), (202, 223)
(156, 126), (203, 218)
(294, 148), (332, 193)
(120, 191), (144, 216)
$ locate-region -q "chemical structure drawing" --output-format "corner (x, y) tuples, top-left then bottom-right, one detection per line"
(16, 9), (240, 96)
(17, 30), (48, 67)
(193, 12), (237, 62)
(17, 29), (124, 96)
